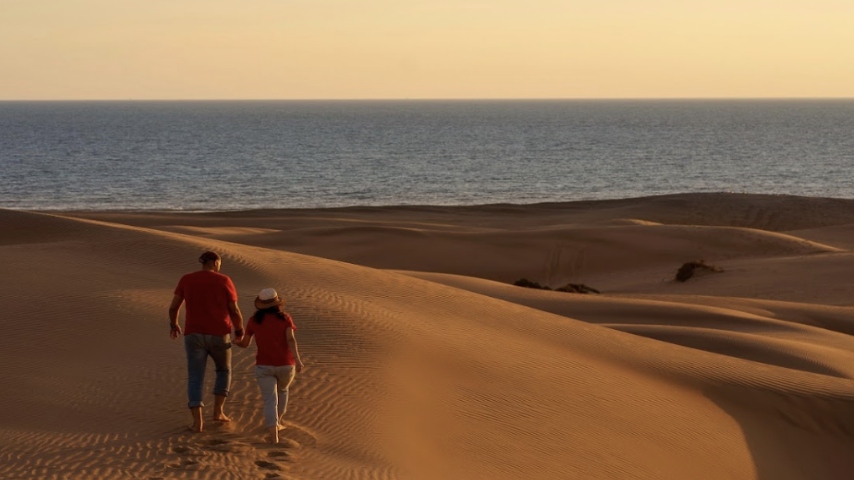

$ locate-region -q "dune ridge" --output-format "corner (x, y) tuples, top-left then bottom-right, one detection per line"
(2, 193), (854, 479)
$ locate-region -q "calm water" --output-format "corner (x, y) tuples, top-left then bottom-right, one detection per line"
(1, 100), (852, 211)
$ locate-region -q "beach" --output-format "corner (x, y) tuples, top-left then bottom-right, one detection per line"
(3, 192), (854, 479)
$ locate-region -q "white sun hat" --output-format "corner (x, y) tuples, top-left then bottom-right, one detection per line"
(255, 288), (283, 309)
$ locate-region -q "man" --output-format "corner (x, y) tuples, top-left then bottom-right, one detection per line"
(169, 251), (245, 433)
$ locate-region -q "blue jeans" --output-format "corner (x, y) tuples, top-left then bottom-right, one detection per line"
(184, 333), (232, 408)
(254, 365), (296, 428)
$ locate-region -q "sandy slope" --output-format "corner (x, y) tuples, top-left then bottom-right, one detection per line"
(2, 193), (854, 479)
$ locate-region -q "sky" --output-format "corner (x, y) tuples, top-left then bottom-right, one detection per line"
(1, 0), (853, 100)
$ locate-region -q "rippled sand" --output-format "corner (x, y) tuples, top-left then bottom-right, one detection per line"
(3, 193), (854, 479)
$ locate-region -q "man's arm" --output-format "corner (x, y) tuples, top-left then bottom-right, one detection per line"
(168, 294), (184, 339)
(228, 301), (244, 338)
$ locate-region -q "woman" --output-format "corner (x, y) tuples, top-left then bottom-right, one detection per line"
(234, 288), (304, 443)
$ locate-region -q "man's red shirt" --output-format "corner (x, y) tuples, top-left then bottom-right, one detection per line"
(174, 270), (238, 336)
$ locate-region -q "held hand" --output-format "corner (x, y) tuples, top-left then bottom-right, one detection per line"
(170, 324), (182, 340)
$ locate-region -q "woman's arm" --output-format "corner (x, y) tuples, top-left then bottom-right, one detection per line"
(286, 328), (304, 372)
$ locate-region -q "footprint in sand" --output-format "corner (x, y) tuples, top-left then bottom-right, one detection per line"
(173, 423), (311, 475)
(201, 438), (233, 452)
(204, 436), (257, 454)
(255, 460), (282, 471)
(266, 450), (296, 463)
(167, 459), (200, 469)
(252, 435), (305, 471)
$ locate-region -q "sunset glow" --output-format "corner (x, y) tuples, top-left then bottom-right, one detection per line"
(2, 0), (853, 100)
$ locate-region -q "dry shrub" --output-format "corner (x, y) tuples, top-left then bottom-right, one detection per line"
(555, 283), (601, 294)
(513, 278), (550, 290)
(675, 260), (723, 282)
(513, 278), (600, 294)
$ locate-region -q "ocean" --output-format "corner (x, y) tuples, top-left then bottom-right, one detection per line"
(1, 99), (852, 211)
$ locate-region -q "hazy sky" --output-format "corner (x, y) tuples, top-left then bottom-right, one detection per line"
(2, 0), (853, 100)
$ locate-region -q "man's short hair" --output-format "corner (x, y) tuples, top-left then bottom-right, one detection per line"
(198, 251), (221, 264)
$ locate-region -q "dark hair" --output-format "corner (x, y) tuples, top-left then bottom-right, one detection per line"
(253, 305), (288, 324)
(198, 251), (221, 264)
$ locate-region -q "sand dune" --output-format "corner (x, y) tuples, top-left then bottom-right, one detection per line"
(3, 193), (854, 479)
(71, 195), (844, 290)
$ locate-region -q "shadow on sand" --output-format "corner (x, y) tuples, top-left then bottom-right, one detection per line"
(708, 385), (854, 480)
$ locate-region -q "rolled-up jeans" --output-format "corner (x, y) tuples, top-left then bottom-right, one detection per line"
(184, 333), (232, 408)
(254, 364), (296, 428)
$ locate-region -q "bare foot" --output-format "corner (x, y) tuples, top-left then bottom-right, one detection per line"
(212, 414), (232, 423)
(188, 423), (203, 433)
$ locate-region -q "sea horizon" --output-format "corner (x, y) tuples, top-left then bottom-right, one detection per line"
(3, 97), (854, 103)
(3, 98), (853, 211)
